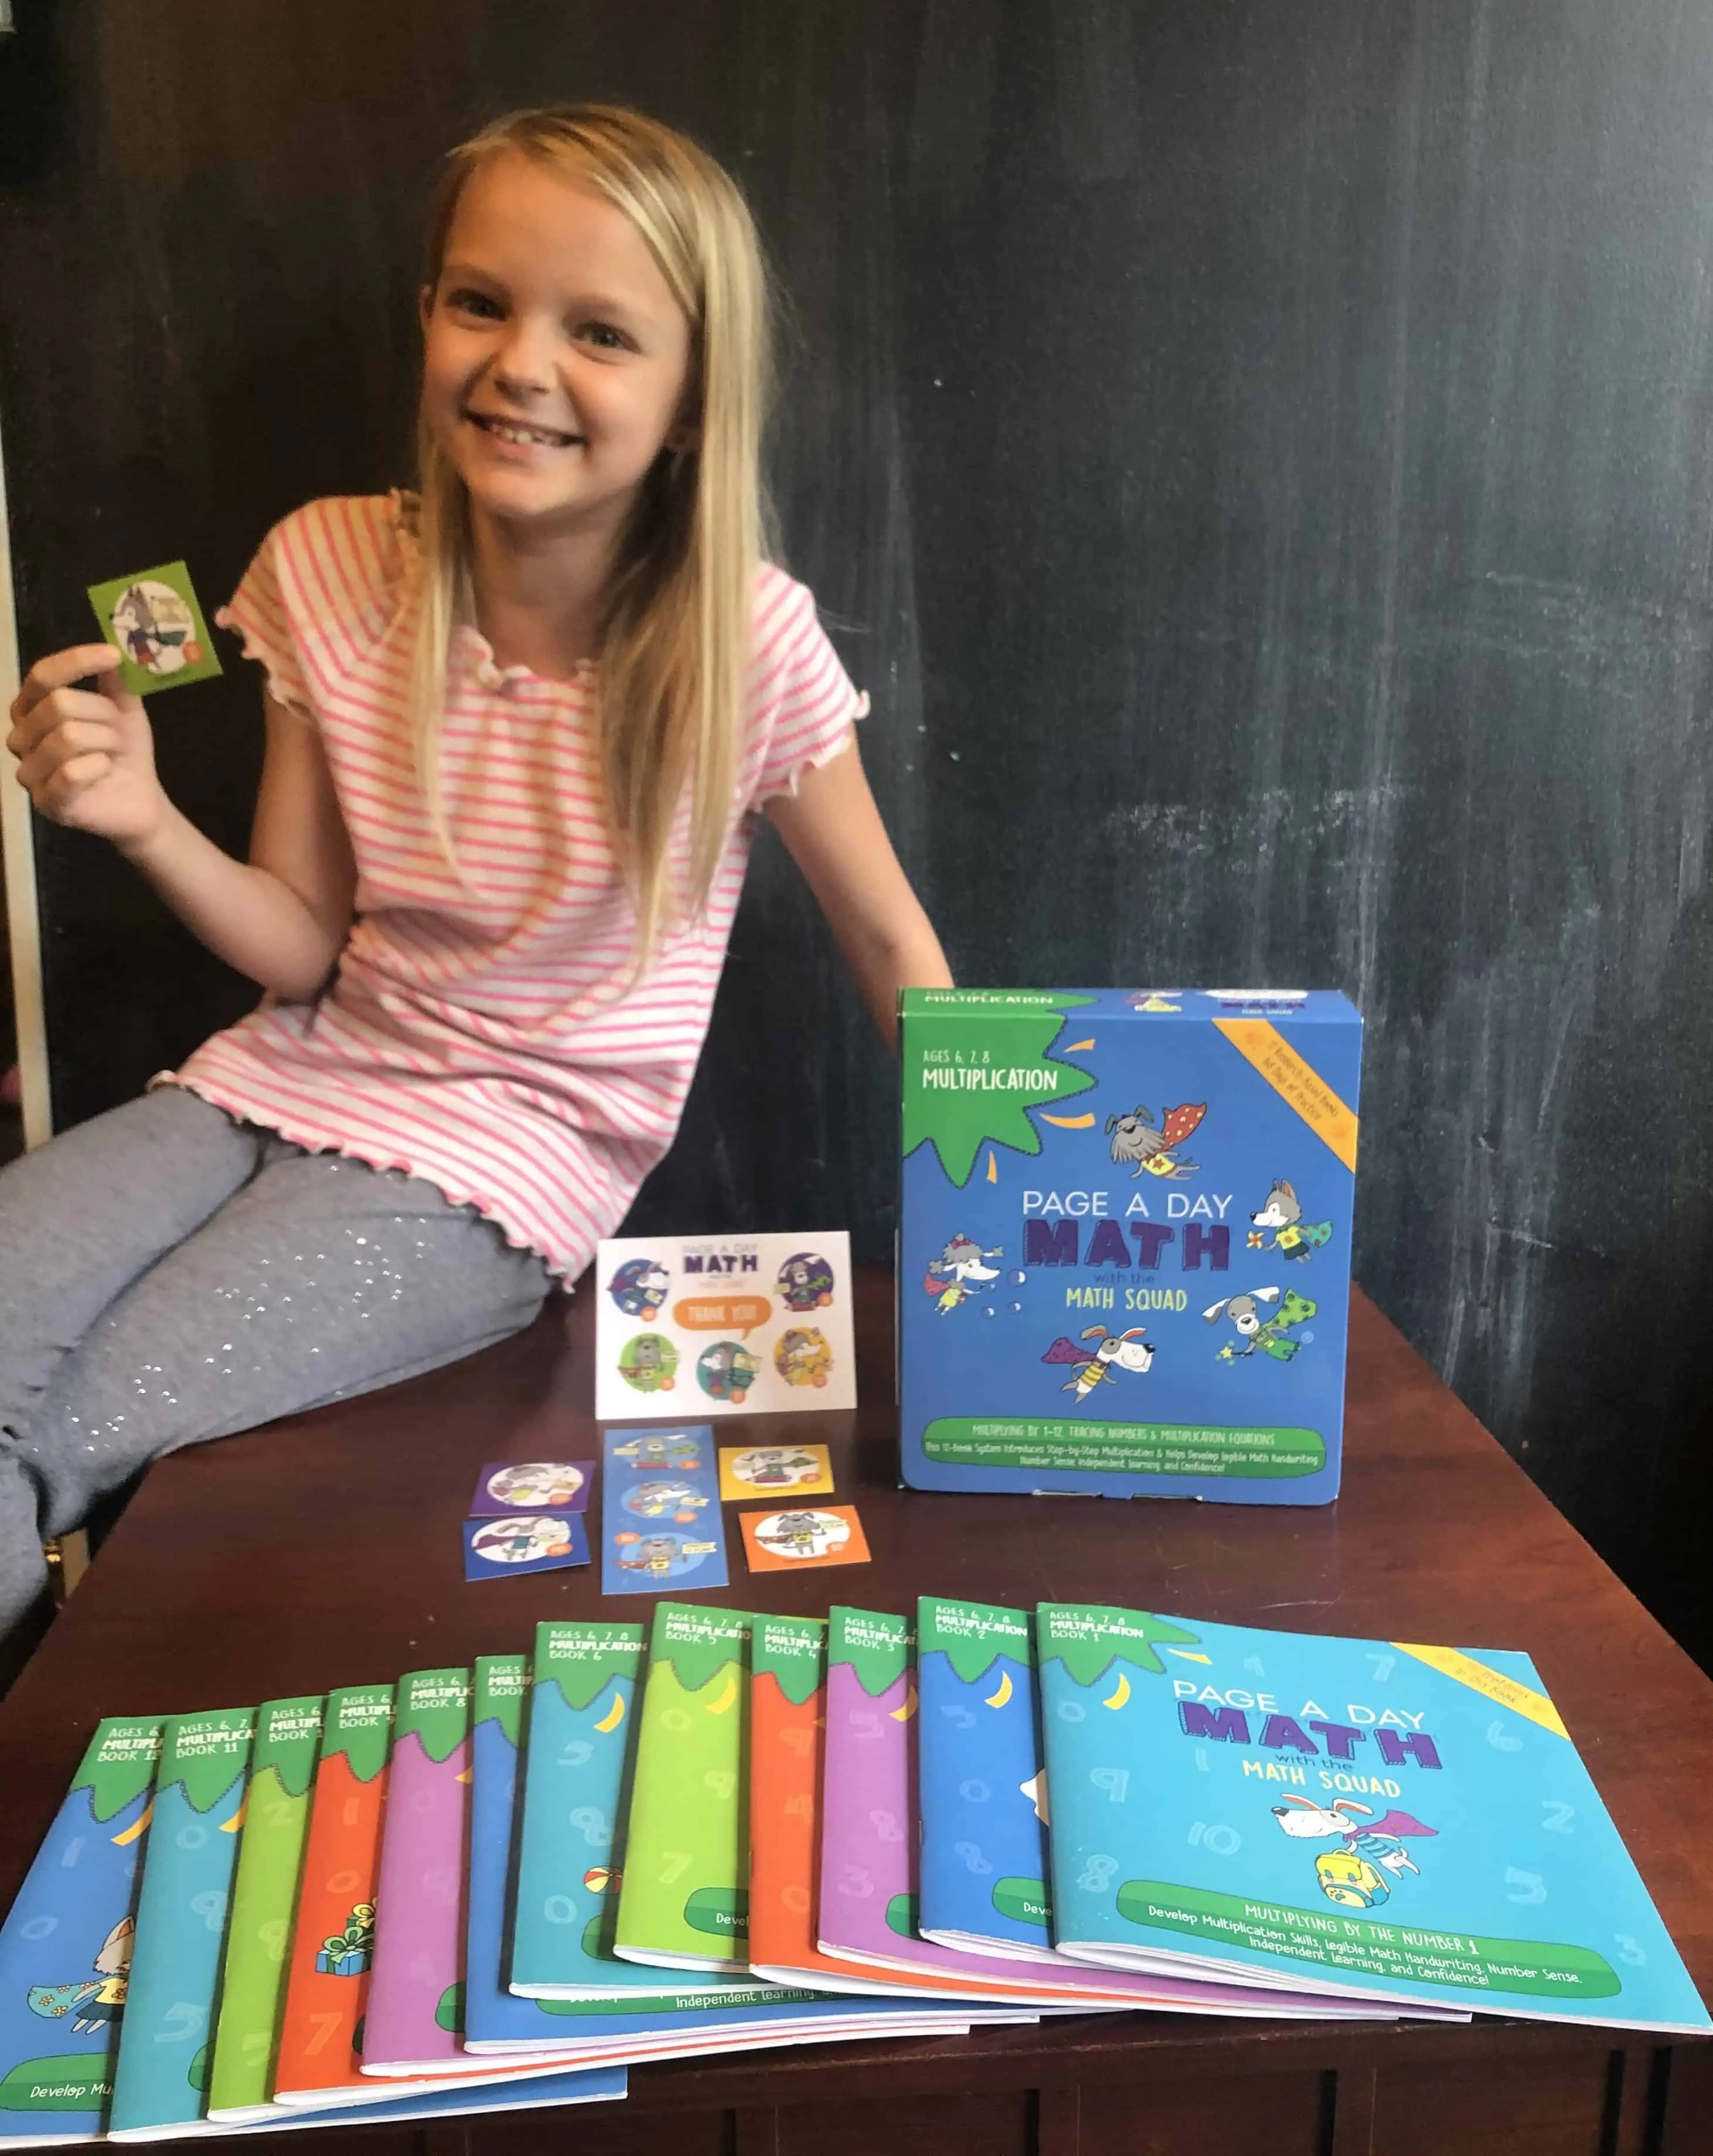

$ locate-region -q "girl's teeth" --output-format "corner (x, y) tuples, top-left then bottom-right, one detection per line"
(481, 418), (567, 445)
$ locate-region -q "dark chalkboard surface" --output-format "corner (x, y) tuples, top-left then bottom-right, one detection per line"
(3, 2), (1711, 1661)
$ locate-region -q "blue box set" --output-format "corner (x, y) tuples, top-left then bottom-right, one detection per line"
(897, 988), (1362, 1506)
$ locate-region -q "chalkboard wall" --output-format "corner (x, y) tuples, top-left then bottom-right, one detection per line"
(4, 1), (1711, 1661)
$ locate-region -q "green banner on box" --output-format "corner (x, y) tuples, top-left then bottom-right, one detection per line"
(921, 1418), (1326, 1479)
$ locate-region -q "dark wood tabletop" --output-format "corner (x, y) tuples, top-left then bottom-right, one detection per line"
(2, 1271), (1709, 2156)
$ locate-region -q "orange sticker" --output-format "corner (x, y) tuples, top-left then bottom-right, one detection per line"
(741, 1504), (871, 1573)
(673, 1293), (773, 1337)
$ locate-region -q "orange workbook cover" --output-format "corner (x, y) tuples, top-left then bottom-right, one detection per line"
(745, 1614), (1040, 2014)
(270, 1682), (396, 2105)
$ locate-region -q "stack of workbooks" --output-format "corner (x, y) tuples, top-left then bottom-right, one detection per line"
(2, 1601), (1705, 2148)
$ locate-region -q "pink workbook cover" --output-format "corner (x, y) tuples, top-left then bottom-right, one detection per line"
(818, 1609), (1420, 2021)
(363, 1669), (565, 2075)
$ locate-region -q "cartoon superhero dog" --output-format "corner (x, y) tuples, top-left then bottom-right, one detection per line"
(776, 1254), (835, 1310)
(1203, 1287), (1317, 1361)
(1272, 1795), (1438, 1909)
(1104, 1103), (1207, 1180)
(27, 1916), (134, 2032)
(1246, 1180), (1333, 1262)
(1040, 1324), (1155, 1402)
(753, 1510), (844, 1558)
(924, 1234), (1003, 1314)
(608, 1258), (670, 1319)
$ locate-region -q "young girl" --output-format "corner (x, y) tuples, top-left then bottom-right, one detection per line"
(0, 104), (950, 1645)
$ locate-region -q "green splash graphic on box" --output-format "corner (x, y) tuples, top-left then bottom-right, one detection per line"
(901, 996), (1096, 1187)
(1115, 1882), (1622, 1998)
(924, 1419), (1326, 1479)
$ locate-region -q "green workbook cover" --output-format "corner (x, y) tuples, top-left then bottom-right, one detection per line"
(611, 1605), (752, 1973)
(205, 1697), (325, 2123)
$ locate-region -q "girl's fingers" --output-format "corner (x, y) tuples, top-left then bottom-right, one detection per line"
(11, 646), (122, 723)
(40, 751), (115, 813)
(13, 728), (116, 796)
(6, 687), (124, 761)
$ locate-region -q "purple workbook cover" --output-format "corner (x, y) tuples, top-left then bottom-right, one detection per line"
(818, 1611), (1077, 1992)
(362, 1670), (475, 2073)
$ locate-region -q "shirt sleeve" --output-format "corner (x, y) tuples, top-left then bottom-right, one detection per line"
(214, 495), (406, 724)
(745, 570), (869, 809)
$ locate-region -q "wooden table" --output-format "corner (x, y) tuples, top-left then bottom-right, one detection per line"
(2, 1272), (1709, 2156)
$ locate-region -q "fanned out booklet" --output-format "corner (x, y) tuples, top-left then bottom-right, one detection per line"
(1, 1594), (1702, 2153)
(1034, 1603), (1710, 2033)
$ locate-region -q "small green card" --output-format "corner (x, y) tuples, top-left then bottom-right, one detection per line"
(87, 559), (222, 696)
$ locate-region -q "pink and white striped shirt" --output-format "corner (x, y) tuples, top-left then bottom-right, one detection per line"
(166, 493), (863, 1281)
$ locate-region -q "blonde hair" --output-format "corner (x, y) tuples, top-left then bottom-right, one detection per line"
(412, 104), (773, 962)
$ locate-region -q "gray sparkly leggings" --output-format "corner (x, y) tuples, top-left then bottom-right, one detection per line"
(0, 1086), (552, 1641)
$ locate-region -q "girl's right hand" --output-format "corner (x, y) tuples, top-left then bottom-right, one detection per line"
(6, 645), (168, 850)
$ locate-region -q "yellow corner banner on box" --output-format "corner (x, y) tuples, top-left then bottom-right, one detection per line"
(1213, 1019), (1360, 1172)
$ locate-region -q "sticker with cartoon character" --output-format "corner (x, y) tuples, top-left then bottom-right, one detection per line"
(923, 1234), (1003, 1314)
(1246, 1179), (1334, 1262)
(609, 1530), (720, 1580)
(1203, 1288), (1317, 1361)
(463, 1511), (589, 1579)
(775, 1251), (836, 1310)
(26, 1916), (134, 2033)
(718, 1442), (833, 1499)
(1040, 1323), (1156, 1404)
(774, 1327), (833, 1388)
(1271, 1795), (1438, 1910)
(740, 1501), (871, 1573)
(108, 581), (199, 675)
(471, 1515), (575, 1565)
(609, 1431), (703, 1471)
(617, 1333), (679, 1393)
(473, 1460), (590, 1513)
(608, 1256), (670, 1320)
(621, 1479), (709, 1522)
(1104, 1101), (1207, 1180)
(696, 1338), (761, 1404)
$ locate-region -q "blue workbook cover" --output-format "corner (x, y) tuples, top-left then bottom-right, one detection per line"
(483, 1634), (959, 2057)
(917, 1599), (1058, 1961)
(509, 1622), (767, 2005)
(0, 1718), (164, 2148)
(108, 1708), (254, 2139)
(1036, 1603), (1712, 2032)
(897, 987), (1361, 1506)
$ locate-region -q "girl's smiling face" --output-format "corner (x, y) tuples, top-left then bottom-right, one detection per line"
(420, 150), (694, 545)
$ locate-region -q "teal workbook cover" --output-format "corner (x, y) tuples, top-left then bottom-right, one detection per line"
(107, 1708), (254, 2139)
(511, 1621), (771, 2006)
(1036, 1605), (1711, 2032)
(0, 1718), (164, 2148)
